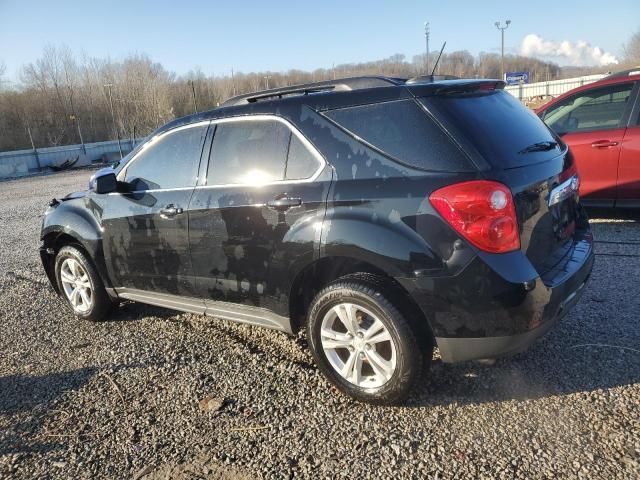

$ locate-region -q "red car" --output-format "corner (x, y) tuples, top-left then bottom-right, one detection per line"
(536, 69), (640, 207)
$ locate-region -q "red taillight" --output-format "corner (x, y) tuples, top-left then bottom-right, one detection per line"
(429, 180), (520, 254)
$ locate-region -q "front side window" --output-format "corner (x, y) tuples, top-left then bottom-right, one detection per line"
(124, 125), (207, 190)
(207, 119), (291, 185)
(543, 83), (634, 134)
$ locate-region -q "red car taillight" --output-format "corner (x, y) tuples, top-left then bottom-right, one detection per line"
(429, 180), (520, 254)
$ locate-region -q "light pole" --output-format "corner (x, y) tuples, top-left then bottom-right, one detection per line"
(495, 20), (511, 80)
(264, 75), (272, 89)
(424, 22), (430, 74)
(104, 83), (123, 159)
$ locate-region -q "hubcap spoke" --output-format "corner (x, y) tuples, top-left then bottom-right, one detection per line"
(364, 319), (386, 342)
(60, 270), (75, 284)
(79, 288), (91, 307)
(70, 287), (80, 307)
(365, 349), (394, 382)
(333, 303), (359, 335)
(321, 328), (352, 349)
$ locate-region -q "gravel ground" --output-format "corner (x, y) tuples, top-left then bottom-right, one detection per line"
(0, 169), (639, 479)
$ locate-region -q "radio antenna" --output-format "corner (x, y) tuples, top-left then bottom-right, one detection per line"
(431, 41), (447, 76)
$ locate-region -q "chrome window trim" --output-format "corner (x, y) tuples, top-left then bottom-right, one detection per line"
(114, 115), (327, 195)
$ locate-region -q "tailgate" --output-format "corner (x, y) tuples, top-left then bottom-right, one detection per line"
(508, 151), (583, 276)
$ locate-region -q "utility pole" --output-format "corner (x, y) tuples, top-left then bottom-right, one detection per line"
(231, 68), (236, 96)
(189, 80), (198, 113)
(104, 83), (123, 159)
(26, 121), (41, 170)
(495, 20), (511, 80)
(264, 75), (272, 89)
(424, 22), (430, 74)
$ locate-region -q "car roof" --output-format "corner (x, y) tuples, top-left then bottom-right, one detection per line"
(154, 76), (506, 136)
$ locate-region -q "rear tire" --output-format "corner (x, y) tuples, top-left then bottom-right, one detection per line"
(54, 245), (113, 321)
(306, 275), (423, 405)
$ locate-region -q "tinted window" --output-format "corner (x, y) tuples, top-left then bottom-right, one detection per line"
(124, 125), (206, 190)
(208, 119), (290, 185)
(324, 100), (472, 171)
(543, 83), (634, 134)
(422, 90), (560, 169)
(286, 134), (320, 180)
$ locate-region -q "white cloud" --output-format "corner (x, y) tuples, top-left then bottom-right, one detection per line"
(520, 33), (618, 66)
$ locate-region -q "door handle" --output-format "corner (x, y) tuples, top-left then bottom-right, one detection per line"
(591, 140), (619, 148)
(160, 204), (184, 218)
(266, 196), (302, 211)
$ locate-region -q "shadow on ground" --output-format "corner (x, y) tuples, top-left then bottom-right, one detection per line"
(0, 367), (97, 456)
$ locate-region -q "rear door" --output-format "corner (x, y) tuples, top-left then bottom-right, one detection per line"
(103, 122), (209, 295)
(188, 116), (328, 320)
(617, 87), (640, 205)
(541, 82), (636, 205)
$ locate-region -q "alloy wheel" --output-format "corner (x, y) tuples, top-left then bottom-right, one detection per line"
(320, 302), (397, 388)
(60, 258), (93, 313)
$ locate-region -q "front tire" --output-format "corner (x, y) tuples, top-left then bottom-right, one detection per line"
(55, 245), (112, 321)
(306, 275), (423, 405)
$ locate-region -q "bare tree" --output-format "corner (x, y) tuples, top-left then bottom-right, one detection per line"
(623, 29), (640, 65)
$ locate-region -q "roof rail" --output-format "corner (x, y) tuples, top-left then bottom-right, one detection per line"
(221, 76), (405, 107)
(603, 67), (640, 79)
(406, 74), (460, 84)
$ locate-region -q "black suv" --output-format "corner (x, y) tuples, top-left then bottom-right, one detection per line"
(40, 76), (594, 404)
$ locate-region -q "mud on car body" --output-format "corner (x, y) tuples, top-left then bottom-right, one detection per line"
(41, 76), (594, 404)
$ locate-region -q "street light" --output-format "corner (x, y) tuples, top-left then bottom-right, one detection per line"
(424, 22), (430, 73)
(495, 20), (511, 80)
(264, 75), (272, 89)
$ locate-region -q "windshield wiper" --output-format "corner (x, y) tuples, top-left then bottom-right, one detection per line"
(518, 141), (558, 154)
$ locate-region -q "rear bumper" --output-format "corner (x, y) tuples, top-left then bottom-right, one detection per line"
(397, 228), (594, 363)
(435, 261), (590, 362)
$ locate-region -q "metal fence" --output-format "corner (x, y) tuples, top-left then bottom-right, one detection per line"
(0, 139), (141, 180)
(504, 74), (607, 102)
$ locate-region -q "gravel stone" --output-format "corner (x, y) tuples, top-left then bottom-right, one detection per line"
(0, 170), (639, 479)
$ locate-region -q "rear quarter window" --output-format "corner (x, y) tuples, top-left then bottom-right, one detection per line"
(323, 99), (473, 172)
(421, 90), (561, 169)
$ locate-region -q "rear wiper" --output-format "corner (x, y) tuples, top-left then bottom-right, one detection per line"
(518, 141), (558, 154)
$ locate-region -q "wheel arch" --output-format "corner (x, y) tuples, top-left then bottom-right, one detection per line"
(288, 255), (435, 349)
(41, 205), (113, 293)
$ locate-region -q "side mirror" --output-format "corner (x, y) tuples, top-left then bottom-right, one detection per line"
(89, 167), (118, 194)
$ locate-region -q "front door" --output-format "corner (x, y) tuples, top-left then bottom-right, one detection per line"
(542, 82), (636, 205)
(188, 116), (329, 320)
(102, 122), (209, 295)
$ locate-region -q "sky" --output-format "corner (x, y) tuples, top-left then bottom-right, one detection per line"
(0, 0), (638, 83)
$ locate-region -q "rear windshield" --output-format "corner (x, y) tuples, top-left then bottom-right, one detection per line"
(421, 90), (561, 169)
(323, 99), (473, 172)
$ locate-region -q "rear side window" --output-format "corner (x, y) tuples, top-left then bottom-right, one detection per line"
(422, 90), (560, 169)
(124, 125), (207, 190)
(542, 83), (634, 134)
(286, 134), (320, 180)
(208, 119), (290, 185)
(324, 100), (472, 171)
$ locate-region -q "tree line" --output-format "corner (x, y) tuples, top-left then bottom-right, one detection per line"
(0, 36), (637, 152)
